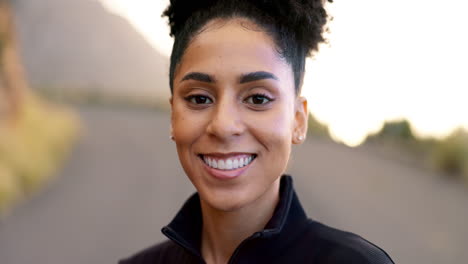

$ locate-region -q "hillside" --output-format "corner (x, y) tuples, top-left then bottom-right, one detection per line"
(12, 0), (170, 101)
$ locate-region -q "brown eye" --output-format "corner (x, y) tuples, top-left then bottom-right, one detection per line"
(245, 94), (272, 105)
(186, 95), (213, 104)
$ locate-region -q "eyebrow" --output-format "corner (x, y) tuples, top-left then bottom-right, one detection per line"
(180, 71), (279, 84)
(239, 71), (279, 83)
(181, 72), (215, 83)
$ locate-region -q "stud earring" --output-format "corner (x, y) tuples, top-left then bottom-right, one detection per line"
(297, 135), (304, 142)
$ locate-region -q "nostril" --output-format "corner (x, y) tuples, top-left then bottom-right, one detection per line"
(206, 116), (245, 138)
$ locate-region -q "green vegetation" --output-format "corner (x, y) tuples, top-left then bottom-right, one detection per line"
(365, 120), (429, 156)
(364, 119), (468, 184)
(430, 129), (468, 181)
(366, 120), (415, 142)
(0, 95), (80, 215)
(307, 113), (331, 139)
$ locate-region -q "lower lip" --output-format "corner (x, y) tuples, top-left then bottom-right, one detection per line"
(201, 157), (254, 180)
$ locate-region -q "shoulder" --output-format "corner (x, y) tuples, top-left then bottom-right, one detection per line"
(304, 220), (395, 264)
(118, 240), (188, 264)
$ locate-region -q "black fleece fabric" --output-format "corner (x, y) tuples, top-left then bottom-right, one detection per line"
(119, 175), (394, 264)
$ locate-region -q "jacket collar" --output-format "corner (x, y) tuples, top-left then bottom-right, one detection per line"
(161, 175), (308, 260)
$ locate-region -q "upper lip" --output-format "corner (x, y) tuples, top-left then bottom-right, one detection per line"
(198, 152), (256, 158)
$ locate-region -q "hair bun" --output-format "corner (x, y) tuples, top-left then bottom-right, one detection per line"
(163, 0), (331, 54)
(163, 0), (217, 37)
(255, 0), (331, 54)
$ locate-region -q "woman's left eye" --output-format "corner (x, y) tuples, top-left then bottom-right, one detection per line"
(244, 94), (273, 105)
(185, 95), (213, 104)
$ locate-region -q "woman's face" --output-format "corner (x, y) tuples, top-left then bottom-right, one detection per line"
(171, 18), (307, 212)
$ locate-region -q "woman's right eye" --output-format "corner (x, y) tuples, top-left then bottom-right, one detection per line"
(185, 95), (213, 105)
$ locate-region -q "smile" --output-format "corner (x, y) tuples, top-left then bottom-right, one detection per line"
(199, 154), (256, 171)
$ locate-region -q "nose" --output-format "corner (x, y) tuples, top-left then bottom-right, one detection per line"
(206, 97), (245, 140)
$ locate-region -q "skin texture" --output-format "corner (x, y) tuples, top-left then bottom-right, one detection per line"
(170, 18), (308, 264)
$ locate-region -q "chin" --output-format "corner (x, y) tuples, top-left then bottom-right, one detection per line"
(199, 186), (255, 212)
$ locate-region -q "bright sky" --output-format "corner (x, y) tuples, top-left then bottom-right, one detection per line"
(100, 0), (468, 146)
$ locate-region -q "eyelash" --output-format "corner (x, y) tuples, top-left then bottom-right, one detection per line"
(184, 94), (213, 105)
(244, 93), (274, 105)
(184, 93), (274, 106)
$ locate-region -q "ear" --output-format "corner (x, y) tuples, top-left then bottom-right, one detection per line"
(169, 97), (175, 141)
(169, 97), (174, 120)
(292, 96), (308, 144)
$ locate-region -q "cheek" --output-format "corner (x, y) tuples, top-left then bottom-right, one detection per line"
(248, 106), (294, 156)
(172, 104), (205, 143)
(172, 105), (205, 181)
(172, 107), (200, 167)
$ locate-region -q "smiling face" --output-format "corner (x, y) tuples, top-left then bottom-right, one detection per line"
(171, 18), (308, 212)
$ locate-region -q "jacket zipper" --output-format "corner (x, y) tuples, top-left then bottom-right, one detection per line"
(227, 232), (261, 264)
(162, 227), (206, 263)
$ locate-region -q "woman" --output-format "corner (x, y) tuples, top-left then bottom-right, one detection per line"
(120, 0), (394, 263)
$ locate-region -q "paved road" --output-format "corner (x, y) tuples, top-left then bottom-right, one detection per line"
(1, 106), (467, 263)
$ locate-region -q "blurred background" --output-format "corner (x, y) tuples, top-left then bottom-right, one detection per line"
(0, 0), (467, 263)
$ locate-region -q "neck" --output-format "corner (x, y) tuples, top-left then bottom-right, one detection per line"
(200, 178), (281, 264)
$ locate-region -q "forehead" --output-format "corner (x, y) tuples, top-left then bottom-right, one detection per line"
(175, 18), (293, 83)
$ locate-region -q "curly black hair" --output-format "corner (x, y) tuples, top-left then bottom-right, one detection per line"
(163, 0), (332, 94)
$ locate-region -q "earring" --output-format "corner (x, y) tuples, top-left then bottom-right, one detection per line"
(297, 135), (304, 142)
(170, 135), (174, 141)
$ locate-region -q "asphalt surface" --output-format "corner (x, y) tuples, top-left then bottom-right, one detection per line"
(1, 106), (467, 264)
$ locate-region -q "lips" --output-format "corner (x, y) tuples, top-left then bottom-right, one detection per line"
(199, 153), (256, 171)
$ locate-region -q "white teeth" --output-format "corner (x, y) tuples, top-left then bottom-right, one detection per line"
(226, 159), (233, 170)
(218, 160), (226, 170)
(202, 155), (255, 170)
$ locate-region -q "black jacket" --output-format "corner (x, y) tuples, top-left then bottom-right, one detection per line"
(119, 175), (394, 263)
